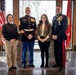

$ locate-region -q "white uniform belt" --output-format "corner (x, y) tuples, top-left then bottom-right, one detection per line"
(24, 29), (34, 31)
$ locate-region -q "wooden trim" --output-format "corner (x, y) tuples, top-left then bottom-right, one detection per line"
(56, 0), (62, 8)
(73, 0), (76, 50)
(13, 0), (19, 26)
(0, 31), (2, 51)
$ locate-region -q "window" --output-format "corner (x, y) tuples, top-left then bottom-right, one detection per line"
(5, 0), (13, 16)
(19, 1), (56, 24)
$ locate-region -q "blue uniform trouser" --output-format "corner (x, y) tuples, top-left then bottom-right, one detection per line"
(22, 41), (34, 64)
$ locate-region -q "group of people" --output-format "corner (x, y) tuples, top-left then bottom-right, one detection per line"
(2, 5), (68, 71)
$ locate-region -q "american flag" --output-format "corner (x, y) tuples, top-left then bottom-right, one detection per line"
(0, 0), (6, 44)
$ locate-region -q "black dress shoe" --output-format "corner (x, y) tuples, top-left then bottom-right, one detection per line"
(9, 67), (12, 71)
(22, 64), (26, 68)
(52, 64), (60, 68)
(40, 64), (44, 68)
(28, 64), (35, 67)
(59, 67), (65, 71)
(12, 66), (17, 69)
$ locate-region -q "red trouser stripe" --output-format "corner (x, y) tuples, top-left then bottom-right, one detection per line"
(62, 41), (65, 68)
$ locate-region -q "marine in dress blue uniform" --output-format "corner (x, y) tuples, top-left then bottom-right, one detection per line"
(52, 6), (68, 71)
(19, 7), (36, 68)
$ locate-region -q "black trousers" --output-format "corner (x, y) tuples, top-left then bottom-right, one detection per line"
(38, 36), (50, 66)
(54, 40), (65, 68)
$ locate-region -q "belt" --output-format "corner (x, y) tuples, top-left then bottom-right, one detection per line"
(24, 29), (34, 31)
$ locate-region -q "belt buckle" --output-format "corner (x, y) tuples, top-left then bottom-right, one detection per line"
(28, 29), (30, 31)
